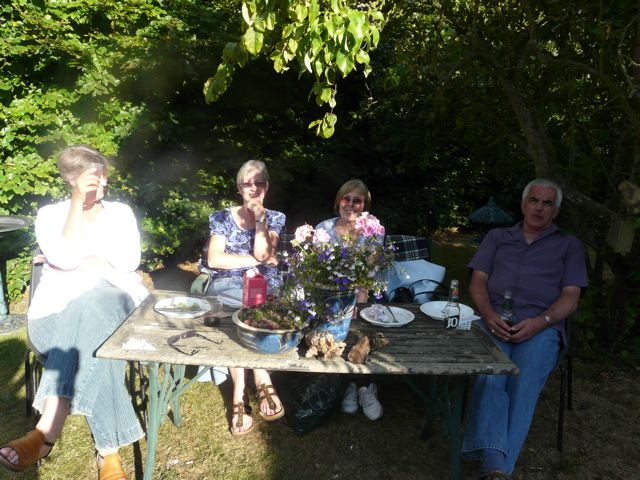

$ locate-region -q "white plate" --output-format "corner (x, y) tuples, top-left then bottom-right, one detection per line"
(216, 289), (243, 308)
(360, 306), (415, 328)
(154, 296), (211, 319)
(419, 301), (474, 320)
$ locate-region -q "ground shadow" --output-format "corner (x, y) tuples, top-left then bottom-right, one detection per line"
(149, 264), (198, 292)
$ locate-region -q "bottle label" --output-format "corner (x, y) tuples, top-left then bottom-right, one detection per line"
(445, 314), (460, 329)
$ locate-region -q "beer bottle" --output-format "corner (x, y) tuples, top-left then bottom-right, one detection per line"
(500, 290), (516, 327)
(443, 279), (461, 330)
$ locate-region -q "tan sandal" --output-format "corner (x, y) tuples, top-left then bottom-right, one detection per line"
(230, 402), (254, 436)
(257, 383), (285, 421)
(0, 429), (55, 472)
(97, 452), (126, 480)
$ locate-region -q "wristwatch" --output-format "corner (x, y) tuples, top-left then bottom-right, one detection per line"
(255, 216), (266, 224)
(543, 315), (552, 327)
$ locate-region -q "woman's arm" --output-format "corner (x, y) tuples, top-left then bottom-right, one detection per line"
(207, 234), (263, 269)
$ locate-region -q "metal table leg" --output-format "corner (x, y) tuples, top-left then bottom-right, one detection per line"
(142, 362), (210, 480)
(404, 375), (468, 480)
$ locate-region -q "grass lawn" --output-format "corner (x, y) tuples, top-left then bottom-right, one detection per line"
(1, 233), (638, 479)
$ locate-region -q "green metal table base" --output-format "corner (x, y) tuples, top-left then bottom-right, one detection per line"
(404, 376), (467, 480)
(143, 362), (210, 480)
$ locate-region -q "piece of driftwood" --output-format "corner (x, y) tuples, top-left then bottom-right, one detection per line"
(348, 333), (390, 364)
(348, 335), (371, 364)
(304, 331), (346, 358)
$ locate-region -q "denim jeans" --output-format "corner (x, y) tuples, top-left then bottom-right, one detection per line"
(462, 321), (561, 474)
(29, 284), (144, 450)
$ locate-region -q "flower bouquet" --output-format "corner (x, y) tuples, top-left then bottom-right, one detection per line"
(282, 213), (395, 341)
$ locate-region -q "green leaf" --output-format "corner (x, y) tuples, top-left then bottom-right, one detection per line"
(242, 2), (254, 26)
(355, 50), (369, 64)
(336, 49), (353, 76)
(242, 27), (264, 55)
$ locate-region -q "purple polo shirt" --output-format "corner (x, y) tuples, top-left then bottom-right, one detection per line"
(469, 222), (588, 343)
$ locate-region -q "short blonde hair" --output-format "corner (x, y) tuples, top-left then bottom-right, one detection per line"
(57, 145), (111, 184)
(236, 159), (269, 185)
(333, 179), (372, 214)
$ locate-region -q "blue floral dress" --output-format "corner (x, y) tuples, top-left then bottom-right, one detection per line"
(204, 207), (286, 291)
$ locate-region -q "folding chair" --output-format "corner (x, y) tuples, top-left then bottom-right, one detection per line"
(556, 317), (575, 452)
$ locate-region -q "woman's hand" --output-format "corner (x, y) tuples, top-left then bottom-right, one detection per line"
(246, 199), (266, 221)
(261, 255), (279, 266)
(70, 167), (102, 205)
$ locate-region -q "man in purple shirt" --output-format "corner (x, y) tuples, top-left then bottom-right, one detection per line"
(462, 179), (588, 480)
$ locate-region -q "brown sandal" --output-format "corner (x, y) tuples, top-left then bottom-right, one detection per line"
(230, 402), (254, 436)
(257, 383), (285, 421)
(0, 429), (55, 472)
(97, 452), (126, 480)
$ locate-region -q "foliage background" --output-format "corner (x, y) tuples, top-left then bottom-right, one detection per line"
(1, 0), (639, 361)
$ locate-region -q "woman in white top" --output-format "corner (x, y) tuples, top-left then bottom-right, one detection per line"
(0, 145), (147, 480)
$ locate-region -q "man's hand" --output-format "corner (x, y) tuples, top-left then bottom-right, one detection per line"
(509, 316), (547, 343)
(484, 311), (512, 342)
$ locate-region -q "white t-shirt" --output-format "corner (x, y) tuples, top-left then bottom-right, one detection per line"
(28, 199), (148, 320)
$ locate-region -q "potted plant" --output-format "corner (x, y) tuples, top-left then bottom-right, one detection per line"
(233, 296), (314, 354)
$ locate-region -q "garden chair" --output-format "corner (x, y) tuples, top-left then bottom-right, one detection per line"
(382, 234), (447, 303)
(555, 316), (576, 452)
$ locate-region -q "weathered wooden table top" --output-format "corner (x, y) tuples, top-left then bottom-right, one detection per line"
(97, 290), (518, 376)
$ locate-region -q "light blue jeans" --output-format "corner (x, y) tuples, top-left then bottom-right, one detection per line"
(462, 322), (561, 474)
(29, 284), (144, 450)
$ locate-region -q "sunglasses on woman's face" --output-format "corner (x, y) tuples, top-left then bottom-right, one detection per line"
(340, 195), (364, 206)
(239, 181), (267, 189)
(166, 330), (222, 356)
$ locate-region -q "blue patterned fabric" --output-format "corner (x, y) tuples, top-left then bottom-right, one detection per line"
(203, 207), (285, 290)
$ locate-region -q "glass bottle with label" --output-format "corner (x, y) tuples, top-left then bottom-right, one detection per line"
(443, 279), (461, 330)
(500, 290), (516, 327)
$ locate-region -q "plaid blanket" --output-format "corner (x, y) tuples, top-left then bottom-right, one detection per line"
(385, 234), (432, 262)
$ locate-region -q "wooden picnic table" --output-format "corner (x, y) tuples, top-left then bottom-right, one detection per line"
(97, 289), (518, 480)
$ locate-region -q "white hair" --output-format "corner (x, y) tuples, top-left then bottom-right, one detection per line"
(522, 178), (563, 207)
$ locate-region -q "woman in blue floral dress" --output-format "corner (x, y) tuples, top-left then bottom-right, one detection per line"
(203, 160), (286, 435)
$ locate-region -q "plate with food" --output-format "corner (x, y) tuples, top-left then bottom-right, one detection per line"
(360, 305), (415, 327)
(154, 296), (211, 319)
(419, 300), (474, 320)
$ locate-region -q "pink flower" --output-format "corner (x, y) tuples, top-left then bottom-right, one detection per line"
(294, 224), (315, 242)
(313, 228), (331, 243)
(355, 212), (385, 237)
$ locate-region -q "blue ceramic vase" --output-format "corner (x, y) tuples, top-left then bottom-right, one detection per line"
(309, 288), (357, 342)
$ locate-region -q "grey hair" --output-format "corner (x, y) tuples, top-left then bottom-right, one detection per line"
(236, 159), (269, 184)
(522, 178), (563, 207)
(57, 145), (111, 184)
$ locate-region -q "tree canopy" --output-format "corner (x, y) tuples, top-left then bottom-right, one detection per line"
(1, 0), (638, 360)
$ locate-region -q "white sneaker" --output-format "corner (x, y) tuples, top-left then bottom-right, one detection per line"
(341, 382), (359, 413)
(358, 383), (383, 420)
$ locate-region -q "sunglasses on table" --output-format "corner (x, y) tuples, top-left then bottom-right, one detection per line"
(166, 330), (222, 356)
